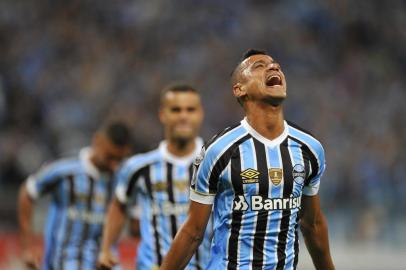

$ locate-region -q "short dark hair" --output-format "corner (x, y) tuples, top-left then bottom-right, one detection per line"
(240, 48), (267, 62)
(231, 49), (268, 83)
(160, 82), (199, 105)
(231, 49), (268, 106)
(102, 121), (132, 146)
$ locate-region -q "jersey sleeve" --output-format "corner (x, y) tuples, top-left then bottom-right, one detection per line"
(26, 162), (65, 200)
(128, 204), (141, 219)
(302, 142), (326, 196)
(190, 145), (222, 205)
(114, 156), (143, 205)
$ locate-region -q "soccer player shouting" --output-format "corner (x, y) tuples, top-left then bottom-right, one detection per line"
(161, 50), (335, 270)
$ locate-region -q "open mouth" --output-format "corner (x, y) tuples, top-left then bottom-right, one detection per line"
(266, 74), (282, 87)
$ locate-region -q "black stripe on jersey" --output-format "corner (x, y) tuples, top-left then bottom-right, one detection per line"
(252, 138), (269, 269)
(188, 164), (194, 185)
(194, 249), (202, 270)
(60, 175), (76, 269)
(303, 146), (319, 186)
(288, 136), (319, 186)
(143, 165), (163, 266)
(208, 134), (252, 193)
(227, 143), (244, 270)
(126, 165), (151, 198)
(48, 184), (64, 268)
(166, 162), (178, 238)
(192, 152), (202, 270)
(106, 174), (114, 203)
(204, 123), (241, 150)
(286, 120), (315, 137)
(293, 213), (300, 270)
(276, 138), (294, 270)
(41, 177), (62, 196)
(77, 175), (95, 269)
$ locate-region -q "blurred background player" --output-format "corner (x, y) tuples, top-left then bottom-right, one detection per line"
(18, 121), (133, 270)
(98, 83), (211, 270)
(161, 49), (335, 269)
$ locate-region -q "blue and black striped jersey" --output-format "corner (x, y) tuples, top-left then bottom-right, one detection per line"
(26, 148), (117, 270)
(190, 118), (326, 270)
(115, 138), (212, 270)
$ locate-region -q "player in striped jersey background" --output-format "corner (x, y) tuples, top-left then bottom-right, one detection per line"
(18, 122), (133, 270)
(161, 49), (335, 270)
(98, 83), (211, 270)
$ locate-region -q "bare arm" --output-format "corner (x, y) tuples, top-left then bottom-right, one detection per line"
(129, 218), (140, 239)
(18, 185), (35, 249)
(160, 201), (212, 270)
(98, 198), (127, 269)
(300, 194), (335, 270)
(18, 183), (41, 269)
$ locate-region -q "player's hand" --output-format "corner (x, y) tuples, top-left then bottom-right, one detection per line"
(97, 250), (118, 270)
(22, 247), (42, 270)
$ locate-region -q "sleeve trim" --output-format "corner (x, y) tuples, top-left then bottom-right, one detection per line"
(302, 184), (319, 196)
(115, 185), (127, 204)
(191, 188), (216, 196)
(26, 176), (39, 200)
(190, 189), (214, 205)
(129, 205), (141, 219)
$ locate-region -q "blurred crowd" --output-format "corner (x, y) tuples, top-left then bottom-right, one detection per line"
(0, 0), (405, 246)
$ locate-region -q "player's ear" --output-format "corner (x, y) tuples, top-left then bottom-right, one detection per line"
(233, 83), (246, 100)
(158, 107), (166, 124)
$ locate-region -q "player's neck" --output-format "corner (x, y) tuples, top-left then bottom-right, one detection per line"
(166, 138), (196, 157)
(245, 102), (285, 140)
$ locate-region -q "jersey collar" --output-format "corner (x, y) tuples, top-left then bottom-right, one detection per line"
(241, 117), (288, 147)
(79, 147), (102, 179)
(159, 137), (204, 166)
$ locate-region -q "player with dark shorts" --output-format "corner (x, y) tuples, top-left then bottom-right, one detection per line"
(18, 122), (132, 270)
(161, 50), (335, 270)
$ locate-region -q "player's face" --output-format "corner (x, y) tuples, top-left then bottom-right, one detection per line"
(159, 91), (204, 142)
(92, 134), (132, 173)
(234, 54), (287, 104)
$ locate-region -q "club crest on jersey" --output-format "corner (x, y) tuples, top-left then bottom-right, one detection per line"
(240, 168), (260, 184)
(269, 168), (283, 185)
(292, 164), (306, 185)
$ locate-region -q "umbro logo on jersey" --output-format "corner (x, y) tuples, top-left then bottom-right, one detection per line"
(269, 168), (283, 185)
(240, 168), (260, 184)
